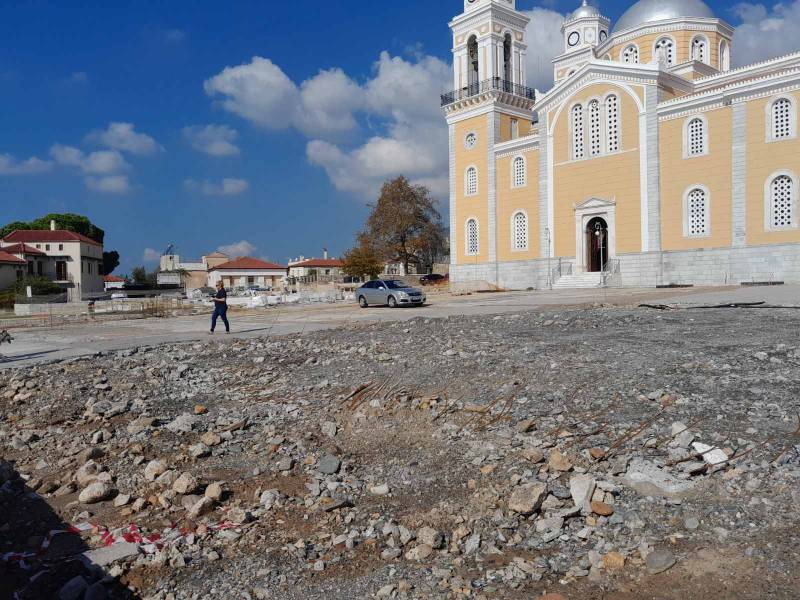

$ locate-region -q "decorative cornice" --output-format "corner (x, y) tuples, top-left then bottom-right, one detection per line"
(443, 90), (535, 119)
(495, 135), (539, 157)
(693, 50), (800, 90)
(450, 4), (530, 36)
(606, 17), (734, 47)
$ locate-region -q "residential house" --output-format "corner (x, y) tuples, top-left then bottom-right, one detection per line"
(0, 251), (25, 290)
(157, 251), (231, 289)
(0, 220), (104, 299)
(103, 275), (126, 291)
(208, 257), (287, 290)
(288, 257), (345, 280)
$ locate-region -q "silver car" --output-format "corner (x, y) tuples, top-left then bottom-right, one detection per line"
(357, 279), (426, 308)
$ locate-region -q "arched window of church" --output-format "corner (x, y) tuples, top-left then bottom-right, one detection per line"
(465, 167), (478, 196)
(588, 99), (601, 157)
(686, 117), (707, 156)
(768, 174), (795, 230)
(503, 34), (513, 83)
(654, 37), (675, 66)
(719, 40), (730, 71)
(685, 187), (709, 237)
(770, 97), (794, 141)
(465, 219), (479, 255)
(467, 35), (479, 88)
(571, 104), (585, 160)
(512, 211), (528, 251)
(512, 156), (526, 188)
(606, 94), (619, 153)
(621, 44), (639, 64)
(691, 36), (708, 64)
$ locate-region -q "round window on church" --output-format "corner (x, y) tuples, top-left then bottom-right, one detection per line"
(465, 133), (477, 150)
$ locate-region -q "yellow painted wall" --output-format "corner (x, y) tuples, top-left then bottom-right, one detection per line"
(659, 107), (733, 250)
(496, 149), (540, 261)
(551, 83), (643, 257)
(499, 113), (532, 142)
(745, 92), (800, 246)
(613, 30), (727, 68)
(454, 115), (490, 264)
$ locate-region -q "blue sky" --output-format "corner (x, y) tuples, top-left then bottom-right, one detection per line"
(1, 0), (797, 273)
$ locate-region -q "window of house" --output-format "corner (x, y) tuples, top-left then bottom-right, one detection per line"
(770, 97), (794, 141)
(654, 37), (675, 66)
(465, 167), (478, 196)
(512, 156), (526, 188)
(16, 269), (23, 281)
(45, 244), (50, 251)
(621, 44), (639, 64)
(35, 244), (41, 249)
(510, 118), (519, 139)
(691, 36), (707, 63)
(37, 261), (43, 276)
(686, 187), (709, 237)
(512, 211), (528, 251)
(571, 104), (585, 160)
(606, 94), (619, 153)
(686, 117), (707, 156)
(768, 174), (795, 230)
(28, 262), (34, 275)
(466, 219), (479, 255)
(58, 244), (63, 251)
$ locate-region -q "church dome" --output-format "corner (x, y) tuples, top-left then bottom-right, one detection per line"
(569, 0), (601, 21)
(612, 0), (716, 33)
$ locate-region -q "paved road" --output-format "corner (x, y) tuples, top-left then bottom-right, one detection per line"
(2, 285), (798, 368)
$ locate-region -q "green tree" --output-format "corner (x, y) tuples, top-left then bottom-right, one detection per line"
(364, 177), (446, 274)
(102, 251), (120, 275)
(1, 213), (105, 243)
(131, 266), (148, 284)
(342, 235), (384, 280)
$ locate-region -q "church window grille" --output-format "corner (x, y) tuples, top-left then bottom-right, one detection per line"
(512, 156), (526, 187)
(691, 37), (707, 63)
(571, 104), (585, 160)
(687, 117), (706, 156)
(465, 167), (478, 196)
(466, 219), (479, 255)
(588, 100), (601, 156)
(606, 95), (619, 153)
(771, 98), (793, 140)
(686, 188), (709, 237)
(512, 211), (528, 250)
(769, 175), (795, 230)
(655, 37), (675, 66)
(621, 45), (639, 64)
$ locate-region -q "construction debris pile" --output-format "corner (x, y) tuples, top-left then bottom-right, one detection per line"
(1, 307), (800, 599)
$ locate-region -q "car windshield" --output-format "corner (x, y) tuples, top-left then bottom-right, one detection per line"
(384, 280), (406, 289)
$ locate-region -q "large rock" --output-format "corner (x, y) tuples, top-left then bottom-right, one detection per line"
(318, 454), (341, 475)
(569, 474), (596, 510)
(75, 461), (102, 487)
(79, 481), (113, 504)
(83, 541), (139, 567)
(173, 473), (199, 495)
(166, 413), (199, 434)
(144, 460), (167, 481)
(646, 549), (677, 574)
(623, 459), (697, 499)
(508, 482), (547, 515)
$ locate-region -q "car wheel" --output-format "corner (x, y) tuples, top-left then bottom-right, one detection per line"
(358, 296), (368, 308)
(388, 295), (398, 308)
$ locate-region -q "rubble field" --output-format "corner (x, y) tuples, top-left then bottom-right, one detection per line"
(1, 305), (800, 600)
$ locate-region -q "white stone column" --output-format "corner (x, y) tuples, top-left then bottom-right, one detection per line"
(449, 124), (458, 266)
(487, 113), (499, 270)
(731, 102), (747, 247)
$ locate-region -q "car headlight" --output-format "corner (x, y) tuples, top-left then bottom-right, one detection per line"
(398, 291), (409, 298)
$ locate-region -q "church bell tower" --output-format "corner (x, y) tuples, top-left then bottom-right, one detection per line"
(442, 0), (535, 279)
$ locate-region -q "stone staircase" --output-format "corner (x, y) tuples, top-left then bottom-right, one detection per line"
(552, 271), (605, 289)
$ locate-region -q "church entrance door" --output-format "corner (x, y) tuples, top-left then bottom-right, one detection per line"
(585, 217), (608, 272)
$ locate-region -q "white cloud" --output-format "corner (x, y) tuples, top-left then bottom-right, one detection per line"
(143, 248), (161, 262)
(50, 144), (130, 193)
(87, 122), (162, 156)
(295, 68), (364, 136)
(732, 0), (800, 65)
(184, 177), (249, 196)
(85, 175), (130, 194)
(0, 153), (52, 175)
(183, 124), (240, 156)
(216, 240), (256, 257)
(521, 8), (567, 92)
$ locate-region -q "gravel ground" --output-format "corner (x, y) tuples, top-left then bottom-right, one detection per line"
(1, 305), (800, 599)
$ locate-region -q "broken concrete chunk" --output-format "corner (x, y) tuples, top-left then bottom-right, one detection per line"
(623, 459), (697, 499)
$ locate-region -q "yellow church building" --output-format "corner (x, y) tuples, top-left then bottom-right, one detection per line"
(443, 0), (800, 288)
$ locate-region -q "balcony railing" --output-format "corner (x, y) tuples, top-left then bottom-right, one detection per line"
(441, 77), (536, 107)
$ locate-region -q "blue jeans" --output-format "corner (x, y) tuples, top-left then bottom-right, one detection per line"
(211, 305), (229, 332)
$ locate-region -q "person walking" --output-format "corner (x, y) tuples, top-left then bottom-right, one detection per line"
(210, 280), (230, 334)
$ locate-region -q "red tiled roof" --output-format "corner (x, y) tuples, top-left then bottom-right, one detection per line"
(103, 275), (125, 283)
(3, 229), (102, 247)
(0, 251), (26, 264)
(292, 258), (344, 268)
(209, 257), (287, 271)
(0, 242), (46, 256)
